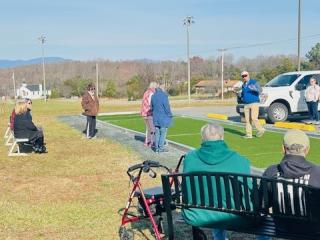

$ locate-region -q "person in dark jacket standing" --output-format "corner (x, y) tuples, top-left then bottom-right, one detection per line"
(151, 84), (172, 153)
(13, 100), (46, 153)
(81, 83), (99, 139)
(241, 71), (265, 138)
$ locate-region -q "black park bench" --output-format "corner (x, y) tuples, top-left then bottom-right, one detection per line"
(161, 172), (320, 240)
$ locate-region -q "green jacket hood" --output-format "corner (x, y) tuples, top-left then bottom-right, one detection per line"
(196, 140), (236, 165)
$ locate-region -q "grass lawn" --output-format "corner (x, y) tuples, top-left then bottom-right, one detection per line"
(2, 98), (317, 240)
(0, 99), (159, 240)
(98, 113), (320, 168)
(1, 98), (228, 240)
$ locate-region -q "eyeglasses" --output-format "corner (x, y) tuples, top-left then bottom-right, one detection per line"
(241, 75), (248, 78)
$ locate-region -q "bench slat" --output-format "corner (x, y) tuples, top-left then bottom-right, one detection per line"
(189, 175), (197, 205)
(181, 175), (188, 205)
(223, 175), (231, 209)
(161, 172), (320, 240)
(243, 176), (251, 211)
(231, 176), (241, 210)
(198, 175), (205, 206)
(206, 174), (214, 207)
(215, 175), (222, 209)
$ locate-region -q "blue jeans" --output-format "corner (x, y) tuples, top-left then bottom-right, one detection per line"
(154, 126), (167, 152)
(212, 229), (227, 240)
(307, 101), (319, 121)
(212, 229), (270, 240)
(256, 235), (271, 240)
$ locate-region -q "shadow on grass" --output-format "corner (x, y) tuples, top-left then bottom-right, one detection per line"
(224, 127), (244, 136)
(134, 134), (145, 143)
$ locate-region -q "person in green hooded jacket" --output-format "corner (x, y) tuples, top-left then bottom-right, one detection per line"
(183, 123), (256, 240)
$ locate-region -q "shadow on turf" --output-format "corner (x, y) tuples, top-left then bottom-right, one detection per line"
(134, 134), (145, 143)
(224, 127), (244, 136)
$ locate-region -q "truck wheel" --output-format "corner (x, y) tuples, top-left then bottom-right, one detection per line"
(267, 102), (288, 123)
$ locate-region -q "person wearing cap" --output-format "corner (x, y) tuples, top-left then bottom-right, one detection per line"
(81, 83), (99, 139)
(240, 71), (265, 138)
(263, 129), (320, 187)
(261, 129), (320, 238)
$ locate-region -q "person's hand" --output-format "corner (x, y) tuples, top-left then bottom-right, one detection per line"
(233, 87), (241, 93)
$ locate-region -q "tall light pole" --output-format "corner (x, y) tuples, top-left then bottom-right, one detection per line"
(12, 71), (16, 98)
(218, 49), (226, 101)
(38, 35), (47, 102)
(96, 62), (99, 97)
(297, 0), (301, 71)
(183, 16), (194, 104)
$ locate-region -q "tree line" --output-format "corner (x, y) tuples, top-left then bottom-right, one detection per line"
(0, 42), (319, 99)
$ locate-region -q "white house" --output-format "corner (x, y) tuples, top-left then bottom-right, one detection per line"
(16, 83), (51, 99)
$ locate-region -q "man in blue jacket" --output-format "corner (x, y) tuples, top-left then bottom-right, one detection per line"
(241, 71), (265, 138)
(151, 84), (173, 153)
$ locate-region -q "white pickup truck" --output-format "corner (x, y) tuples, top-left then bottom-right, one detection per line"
(236, 71), (320, 123)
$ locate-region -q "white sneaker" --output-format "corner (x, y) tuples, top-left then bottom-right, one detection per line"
(256, 129), (265, 138)
(242, 135), (253, 139)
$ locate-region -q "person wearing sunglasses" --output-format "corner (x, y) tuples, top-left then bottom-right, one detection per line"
(240, 71), (265, 138)
(81, 83), (99, 139)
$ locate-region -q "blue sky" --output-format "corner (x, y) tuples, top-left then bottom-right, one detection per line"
(1, 0), (320, 61)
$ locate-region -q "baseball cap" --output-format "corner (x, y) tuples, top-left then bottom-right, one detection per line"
(283, 129), (309, 148)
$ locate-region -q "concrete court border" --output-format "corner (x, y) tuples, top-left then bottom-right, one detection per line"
(98, 111), (320, 139)
(97, 112), (265, 175)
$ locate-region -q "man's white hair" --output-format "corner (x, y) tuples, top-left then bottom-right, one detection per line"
(201, 123), (224, 142)
(149, 82), (158, 89)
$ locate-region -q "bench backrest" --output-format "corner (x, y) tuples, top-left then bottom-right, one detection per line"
(162, 172), (320, 221)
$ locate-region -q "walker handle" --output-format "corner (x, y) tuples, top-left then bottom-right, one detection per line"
(127, 163), (143, 172)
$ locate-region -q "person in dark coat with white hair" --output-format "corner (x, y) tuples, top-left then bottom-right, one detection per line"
(151, 84), (173, 153)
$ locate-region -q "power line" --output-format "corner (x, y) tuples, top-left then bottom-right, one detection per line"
(161, 33), (320, 60)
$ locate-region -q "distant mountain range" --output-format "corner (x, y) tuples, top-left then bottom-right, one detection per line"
(0, 57), (69, 69)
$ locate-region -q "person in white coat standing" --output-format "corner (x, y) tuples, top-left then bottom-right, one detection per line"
(305, 77), (320, 124)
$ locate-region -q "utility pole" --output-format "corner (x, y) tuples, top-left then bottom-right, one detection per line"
(218, 49), (226, 100)
(12, 71), (16, 98)
(38, 35), (47, 102)
(96, 62), (99, 97)
(297, 0), (301, 71)
(183, 16), (194, 104)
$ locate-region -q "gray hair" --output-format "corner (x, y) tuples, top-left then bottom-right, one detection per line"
(310, 77), (317, 84)
(284, 143), (307, 156)
(201, 123), (224, 142)
(149, 82), (158, 89)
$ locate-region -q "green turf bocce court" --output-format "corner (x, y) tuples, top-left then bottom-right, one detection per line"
(98, 114), (320, 168)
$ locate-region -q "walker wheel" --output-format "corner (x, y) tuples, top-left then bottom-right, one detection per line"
(119, 226), (134, 240)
